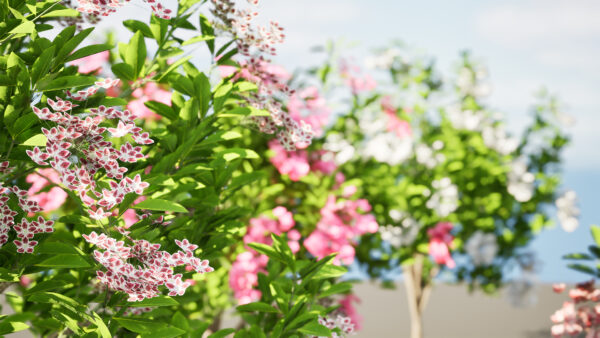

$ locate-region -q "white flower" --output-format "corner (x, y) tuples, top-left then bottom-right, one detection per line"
(323, 133), (356, 165)
(362, 132), (413, 165)
(379, 212), (420, 248)
(507, 159), (535, 202)
(447, 105), (485, 131)
(465, 231), (498, 266)
(426, 178), (459, 217)
(482, 125), (519, 155)
(415, 143), (443, 169)
(556, 190), (580, 232)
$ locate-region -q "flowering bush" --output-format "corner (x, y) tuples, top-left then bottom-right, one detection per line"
(279, 45), (575, 337)
(0, 1), (354, 337)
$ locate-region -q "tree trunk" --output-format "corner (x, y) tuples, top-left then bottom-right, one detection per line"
(402, 255), (435, 338)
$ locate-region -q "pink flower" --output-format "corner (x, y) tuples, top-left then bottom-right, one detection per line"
(287, 86), (331, 137)
(427, 222), (455, 268)
(127, 82), (172, 121)
(339, 294), (363, 331)
(305, 195), (378, 265)
(268, 140), (310, 181)
(70, 51), (109, 74)
(26, 169), (67, 213)
(553, 283), (567, 293)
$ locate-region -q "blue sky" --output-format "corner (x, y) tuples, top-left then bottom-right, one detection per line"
(94, 0), (600, 282)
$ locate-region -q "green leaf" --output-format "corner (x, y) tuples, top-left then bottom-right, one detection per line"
(236, 302), (279, 313)
(199, 15), (215, 54)
(9, 21), (35, 34)
(54, 27), (94, 66)
(313, 264), (347, 280)
(22, 133), (47, 146)
(217, 148), (259, 162)
(35, 254), (91, 268)
(132, 199), (188, 213)
(144, 101), (176, 120)
(141, 326), (186, 338)
(41, 8), (80, 17)
(0, 268), (19, 282)
(113, 317), (166, 333)
(31, 46), (56, 84)
(568, 263), (596, 276)
(208, 328), (236, 338)
(591, 225), (600, 246)
(125, 31), (146, 77)
(111, 63), (135, 81)
(157, 56), (192, 81)
(123, 20), (154, 38)
(66, 44), (112, 63)
(91, 312), (112, 338)
(0, 321), (29, 335)
(247, 243), (283, 263)
(38, 75), (97, 91)
(182, 35), (215, 47)
(35, 242), (80, 255)
(125, 296), (179, 307)
(297, 323), (331, 336)
(318, 281), (353, 298)
(563, 253), (593, 260)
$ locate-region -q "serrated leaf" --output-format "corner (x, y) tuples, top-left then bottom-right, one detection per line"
(132, 199), (188, 213)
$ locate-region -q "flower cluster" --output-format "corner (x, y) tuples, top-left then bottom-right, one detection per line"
(230, 206), (300, 304)
(427, 222), (455, 268)
(551, 280), (600, 337)
(0, 162), (54, 253)
(26, 80), (153, 220)
(379, 212), (420, 249)
(75, 0), (172, 20)
(415, 141), (445, 169)
(304, 194), (378, 265)
(507, 159), (535, 203)
(314, 315), (355, 337)
(340, 59), (377, 95)
(83, 232), (213, 301)
(288, 86), (332, 137)
(556, 190), (580, 232)
(425, 178), (459, 217)
(210, 0), (314, 150)
(268, 140), (336, 181)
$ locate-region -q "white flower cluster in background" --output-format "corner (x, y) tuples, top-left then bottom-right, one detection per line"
(446, 104), (485, 131)
(365, 47), (404, 70)
(379, 210), (420, 248)
(465, 231), (499, 266)
(507, 159), (535, 202)
(415, 141), (445, 169)
(482, 125), (519, 156)
(425, 177), (459, 217)
(358, 112), (413, 165)
(323, 133), (356, 165)
(456, 66), (491, 97)
(555, 190), (580, 232)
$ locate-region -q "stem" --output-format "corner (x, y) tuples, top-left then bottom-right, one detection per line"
(402, 263), (423, 338)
